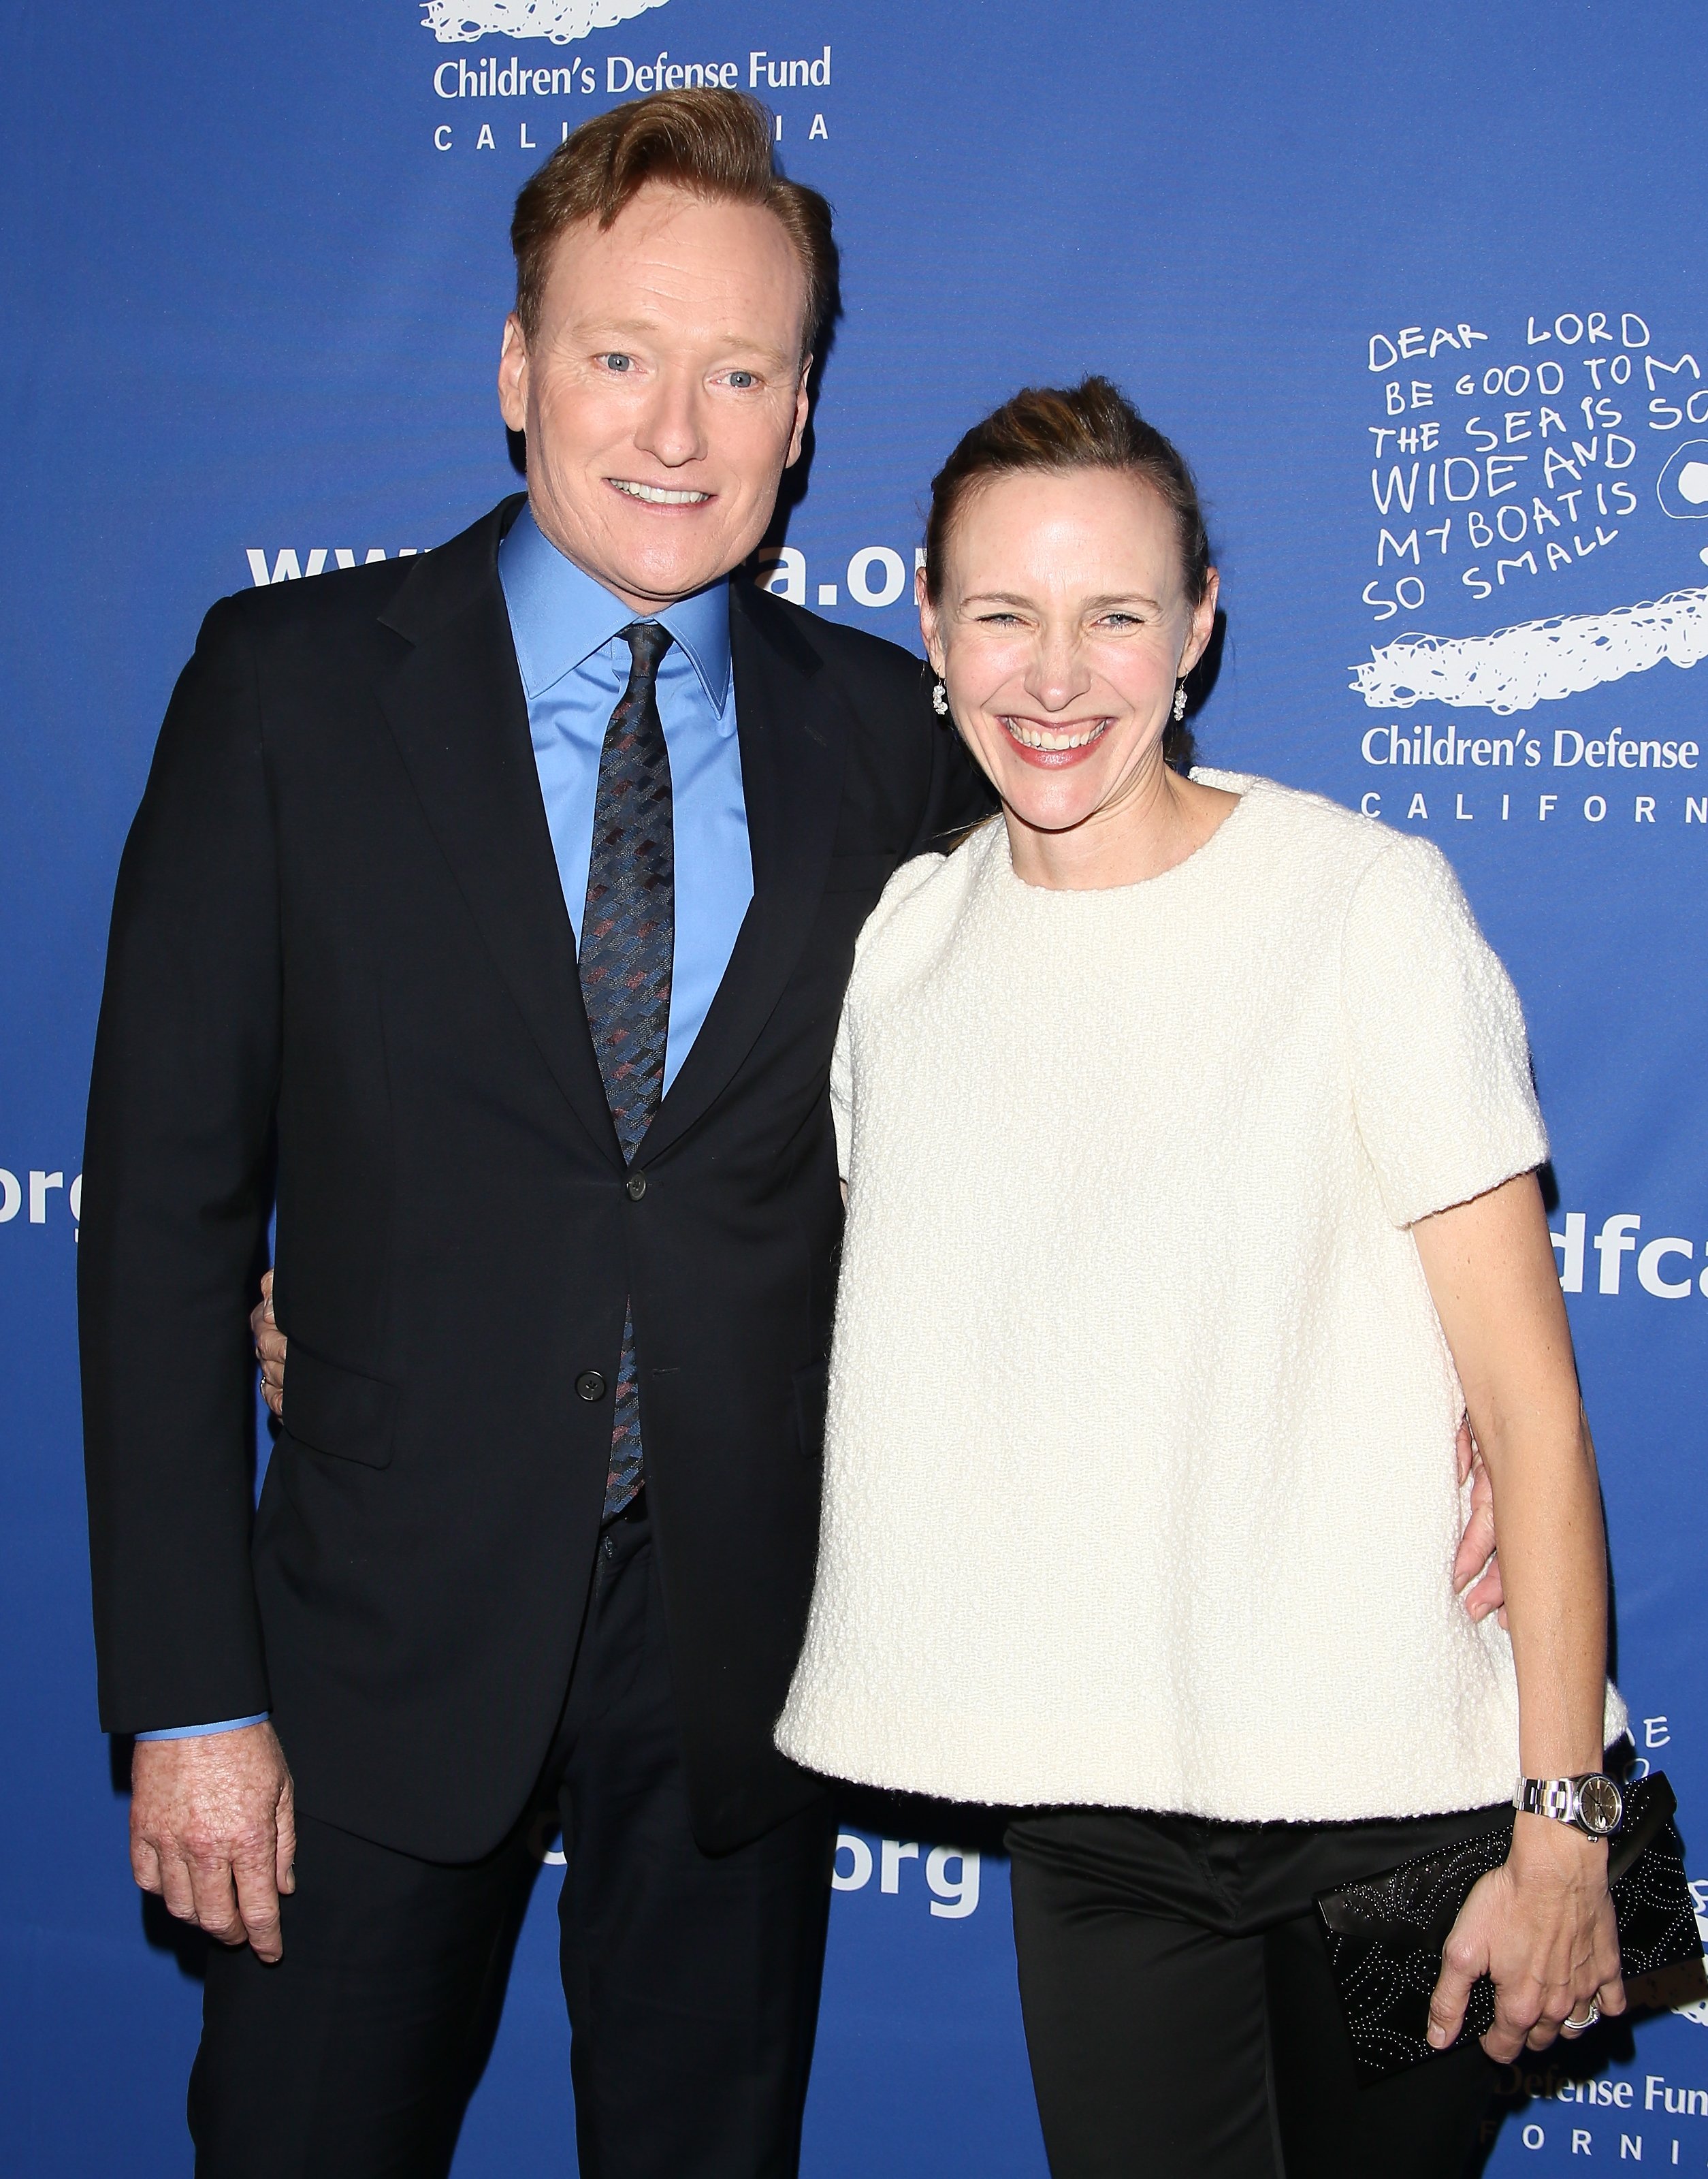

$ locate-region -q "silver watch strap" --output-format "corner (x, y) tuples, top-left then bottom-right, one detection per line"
(1515, 1775), (1579, 1822)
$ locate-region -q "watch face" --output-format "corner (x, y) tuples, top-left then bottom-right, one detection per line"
(1578, 1775), (1624, 1836)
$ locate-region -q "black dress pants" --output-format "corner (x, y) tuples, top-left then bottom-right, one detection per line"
(187, 1499), (836, 2179)
(1006, 1803), (1504, 2179)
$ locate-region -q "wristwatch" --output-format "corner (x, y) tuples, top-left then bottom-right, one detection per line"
(1514, 1772), (1625, 1839)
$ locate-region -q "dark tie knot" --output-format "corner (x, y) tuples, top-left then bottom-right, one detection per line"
(621, 621), (675, 693)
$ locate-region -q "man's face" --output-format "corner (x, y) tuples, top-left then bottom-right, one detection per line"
(498, 184), (811, 610)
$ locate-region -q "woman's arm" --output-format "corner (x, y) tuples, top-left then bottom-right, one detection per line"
(1411, 1170), (1624, 2060)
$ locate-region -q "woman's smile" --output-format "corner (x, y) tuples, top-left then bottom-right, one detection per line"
(1000, 714), (1111, 763)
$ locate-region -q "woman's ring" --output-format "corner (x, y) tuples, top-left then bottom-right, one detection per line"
(1562, 2000), (1601, 2036)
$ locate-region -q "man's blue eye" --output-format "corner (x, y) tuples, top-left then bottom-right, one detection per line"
(728, 370), (755, 389)
(602, 353), (632, 372)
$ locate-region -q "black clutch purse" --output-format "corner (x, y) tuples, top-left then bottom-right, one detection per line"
(1315, 1773), (1703, 2082)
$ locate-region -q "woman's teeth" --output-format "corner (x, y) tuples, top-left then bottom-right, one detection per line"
(611, 481), (711, 505)
(1003, 718), (1108, 752)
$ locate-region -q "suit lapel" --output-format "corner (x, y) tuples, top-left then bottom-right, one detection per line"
(639, 582), (847, 1165)
(375, 501), (622, 1166)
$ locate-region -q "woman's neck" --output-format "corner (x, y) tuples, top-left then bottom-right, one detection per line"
(1003, 758), (1241, 891)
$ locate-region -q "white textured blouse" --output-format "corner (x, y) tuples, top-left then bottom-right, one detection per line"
(776, 770), (1624, 1822)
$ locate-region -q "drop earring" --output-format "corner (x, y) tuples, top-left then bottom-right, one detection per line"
(932, 680), (949, 717)
(1172, 682), (1188, 723)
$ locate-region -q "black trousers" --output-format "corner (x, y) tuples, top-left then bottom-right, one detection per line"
(1006, 1803), (1504, 2179)
(187, 1499), (836, 2179)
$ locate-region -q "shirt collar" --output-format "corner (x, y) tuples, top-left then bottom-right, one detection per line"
(498, 500), (732, 714)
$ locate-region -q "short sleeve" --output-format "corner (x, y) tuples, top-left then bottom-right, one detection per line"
(1340, 839), (1547, 1226)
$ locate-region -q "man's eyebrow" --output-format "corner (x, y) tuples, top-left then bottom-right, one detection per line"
(568, 315), (664, 343)
(572, 315), (794, 357)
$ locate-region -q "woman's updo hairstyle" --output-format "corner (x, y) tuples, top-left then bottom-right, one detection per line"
(922, 377), (1214, 766)
(924, 376), (1212, 607)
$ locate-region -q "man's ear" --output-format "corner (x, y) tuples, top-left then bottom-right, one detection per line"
(498, 313), (530, 435)
(785, 357), (813, 468)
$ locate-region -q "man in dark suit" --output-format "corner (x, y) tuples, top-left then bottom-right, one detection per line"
(80, 89), (988, 2178)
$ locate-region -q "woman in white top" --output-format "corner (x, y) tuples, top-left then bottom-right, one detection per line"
(776, 379), (1626, 2178)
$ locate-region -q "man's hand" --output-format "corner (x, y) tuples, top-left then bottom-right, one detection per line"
(131, 1721), (296, 1961)
(1453, 1417), (1507, 1626)
(252, 1269), (286, 1419)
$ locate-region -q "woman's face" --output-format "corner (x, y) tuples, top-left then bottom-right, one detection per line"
(920, 466), (1217, 841)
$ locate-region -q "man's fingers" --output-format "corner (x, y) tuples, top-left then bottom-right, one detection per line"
(131, 1835), (165, 1894)
(1454, 1442), (1494, 1564)
(260, 1267), (274, 1318)
(1453, 1508), (1496, 1593)
(1453, 1430), (1506, 1619)
(157, 1851), (199, 1924)
(232, 1854), (284, 1962)
(186, 1852), (247, 1946)
(275, 1783), (297, 1895)
(129, 1723), (294, 1955)
(256, 1318), (287, 1418)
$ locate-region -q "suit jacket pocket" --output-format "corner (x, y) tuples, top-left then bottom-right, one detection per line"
(793, 1356), (830, 1463)
(283, 1341), (398, 1470)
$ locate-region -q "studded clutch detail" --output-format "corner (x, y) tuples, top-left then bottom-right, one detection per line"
(1315, 1773), (1701, 2082)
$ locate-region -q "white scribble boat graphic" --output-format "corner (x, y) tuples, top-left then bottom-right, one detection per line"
(1349, 587), (1708, 714)
(421, 0), (668, 43)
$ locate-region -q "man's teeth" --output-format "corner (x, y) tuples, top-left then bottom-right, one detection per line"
(611, 480), (710, 505)
(1003, 719), (1108, 752)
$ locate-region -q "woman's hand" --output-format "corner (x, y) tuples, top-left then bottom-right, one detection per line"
(1428, 1814), (1625, 2060)
(251, 1269), (287, 1418)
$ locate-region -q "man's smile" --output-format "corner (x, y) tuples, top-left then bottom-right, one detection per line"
(607, 477), (714, 506)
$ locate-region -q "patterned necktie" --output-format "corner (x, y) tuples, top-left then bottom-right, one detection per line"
(579, 622), (674, 1518)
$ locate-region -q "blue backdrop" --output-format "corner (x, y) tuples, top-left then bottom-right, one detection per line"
(2, 2), (1703, 2170)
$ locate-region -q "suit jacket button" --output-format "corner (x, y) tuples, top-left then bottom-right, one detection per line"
(575, 1370), (607, 1402)
(626, 1172), (647, 1200)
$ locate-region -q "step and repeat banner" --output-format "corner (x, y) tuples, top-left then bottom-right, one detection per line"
(1, 2), (1703, 2172)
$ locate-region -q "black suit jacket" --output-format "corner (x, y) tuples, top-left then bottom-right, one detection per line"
(80, 496), (991, 1860)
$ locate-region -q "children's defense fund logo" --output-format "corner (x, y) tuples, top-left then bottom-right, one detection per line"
(422, 0), (668, 42)
(415, 0), (833, 154)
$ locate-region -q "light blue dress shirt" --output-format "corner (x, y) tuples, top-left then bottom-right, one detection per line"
(139, 504), (754, 1742)
(502, 501), (753, 1095)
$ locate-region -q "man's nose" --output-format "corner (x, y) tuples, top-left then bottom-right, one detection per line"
(634, 374), (708, 468)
